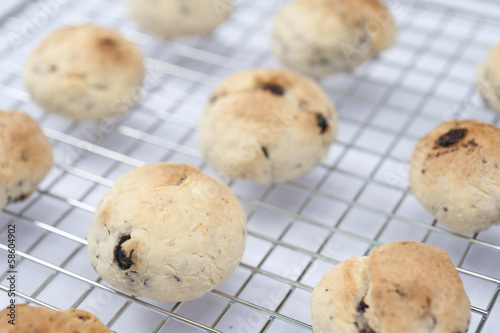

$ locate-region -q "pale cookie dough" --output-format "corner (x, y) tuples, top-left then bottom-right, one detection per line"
(477, 43), (500, 114)
(0, 110), (53, 210)
(271, 0), (397, 78)
(0, 304), (110, 332)
(24, 25), (145, 120)
(128, 0), (234, 37)
(409, 120), (500, 234)
(88, 163), (247, 302)
(311, 241), (470, 333)
(198, 68), (338, 183)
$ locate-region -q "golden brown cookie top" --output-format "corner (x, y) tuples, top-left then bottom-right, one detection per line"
(411, 120), (500, 178)
(0, 305), (110, 332)
(311, 241), (470, 333)
(365, 241), (471, 332)
(276, 0), (397, 52)
(208, 68), (336, 136)
(30, 25), (144, 80)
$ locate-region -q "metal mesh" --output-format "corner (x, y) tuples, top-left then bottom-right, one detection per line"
(0, 0), (499, 332)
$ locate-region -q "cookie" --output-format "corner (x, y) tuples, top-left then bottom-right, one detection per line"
(311, 241), (470, 333)
(88, 163), (247, 302)
(477, 43), (500, 114)
(0, 110), (53, 210)
(198, 68), (337, 183)
(271, 0), (397, 78)
(0, 304), (110, 332)
(128, 0), (234, 37)
(24, 25), (145, 120)
(409, 120), (500, 234)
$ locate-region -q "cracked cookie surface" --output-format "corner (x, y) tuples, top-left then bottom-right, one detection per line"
(271, 0), (397, 78)
(409, 120), (500, 234)
(0, 110), (53, 210)
(198, 68), (338, 183)
(24, 25), (144, 120)
(311, 241), (470, 333)
(87, 163), (247, 302)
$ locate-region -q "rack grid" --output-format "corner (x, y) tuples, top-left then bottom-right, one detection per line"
(0, 0), (500, 332)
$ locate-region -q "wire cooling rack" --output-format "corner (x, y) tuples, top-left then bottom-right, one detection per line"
(0, 0), (500, 332)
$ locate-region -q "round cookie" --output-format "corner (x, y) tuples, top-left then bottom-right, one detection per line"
(271, 0), (397, 78)
(24, 25), (145, 120)
(477, 43), (500, 114)
(0, 110), (53, 210)
(128, 0), (234, 37)
(198, 68), (338, 183)
(0, 305), (110, 332)
(409, 120), (500, 234)
(311, 241), (471, 333)
(88, 163), (247, 302)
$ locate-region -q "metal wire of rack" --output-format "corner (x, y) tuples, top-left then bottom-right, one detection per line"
(0, 0), (499, 332)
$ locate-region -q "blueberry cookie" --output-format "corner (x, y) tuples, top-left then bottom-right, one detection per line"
(0, 110), (53, 210)
(271, 0), (397, 78)
(88, 163), (247, 302)
(409, 120), (500, 234)
(198, 68), (338, 183)
(128, 0), (234, 37)
(311, 241), (470, 333)
(477, 43), (500, 114)
(24, 25), (145, 120)
(0, 304), (110, 332)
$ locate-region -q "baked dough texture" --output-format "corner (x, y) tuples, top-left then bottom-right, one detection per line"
(198, 68), (338, 183)
(477, 43), (500, 114)
(271, 0), (397, 78)
(88, 163), (247, 302)
(311, 241), (471, 333)
(24, 25), (145, 120)
(0, 110), (53, 210)
(0, 304), (110, 332)
(128, 0), (234, 37)
(409, 120), (500, 234)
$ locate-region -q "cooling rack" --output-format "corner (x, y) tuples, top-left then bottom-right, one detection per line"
(0, 0), (499, 332)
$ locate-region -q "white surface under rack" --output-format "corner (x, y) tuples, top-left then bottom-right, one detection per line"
(0, 0), (500, 332)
